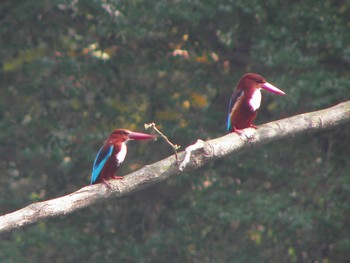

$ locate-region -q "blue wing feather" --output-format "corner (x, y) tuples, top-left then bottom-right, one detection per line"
(227, 90), (244, 131)
(91, 144), (114, 184)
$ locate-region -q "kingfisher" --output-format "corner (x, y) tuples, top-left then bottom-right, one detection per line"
(90, 129), (155, 186)
(227, 73), (285, 134)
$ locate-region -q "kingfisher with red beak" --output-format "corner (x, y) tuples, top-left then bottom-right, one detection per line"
(90, 129), (155, 186)
(227, 73), (285, 134)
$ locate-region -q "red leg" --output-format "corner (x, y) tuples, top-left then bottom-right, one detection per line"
(233, 127), (244, 135)
(111, 175), (124, 180)
(233, 126), (256, 139)
(102, 178), (112, 188)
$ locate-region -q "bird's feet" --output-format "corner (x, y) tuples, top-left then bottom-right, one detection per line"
(102, 179), (113, 188)
(233, 127), (256, 139)
(102, 176), (124, 188)
(233, 127), (244, 135)
(111, 175), (124, 180)
(243, 128), (256, 139)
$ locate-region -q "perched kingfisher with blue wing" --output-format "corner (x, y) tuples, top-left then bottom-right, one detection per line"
(227, 73), (286, 134)
(91, 129), (155, 186)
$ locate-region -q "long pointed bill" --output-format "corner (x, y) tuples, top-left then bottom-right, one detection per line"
(128, 131), (156, 140)
(262, 82), (286, 95)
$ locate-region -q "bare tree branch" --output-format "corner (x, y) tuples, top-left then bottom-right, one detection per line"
(0, 101), (349, 233)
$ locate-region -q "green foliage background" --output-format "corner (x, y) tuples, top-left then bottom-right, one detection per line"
(1, 0), (350, 262)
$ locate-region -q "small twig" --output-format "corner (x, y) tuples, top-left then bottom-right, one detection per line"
(145, 122), (181, 161)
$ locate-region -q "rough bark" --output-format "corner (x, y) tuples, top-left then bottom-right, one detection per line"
(0, 101), (349, 233)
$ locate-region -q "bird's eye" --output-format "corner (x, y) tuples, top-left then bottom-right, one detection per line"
(255, 79), (264, 84)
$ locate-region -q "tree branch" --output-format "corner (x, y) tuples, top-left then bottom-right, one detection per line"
(1, 101), (349, 233)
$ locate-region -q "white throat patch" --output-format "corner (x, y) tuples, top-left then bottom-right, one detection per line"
(249, 89), (261, 111)
(116, 142), (127, 166)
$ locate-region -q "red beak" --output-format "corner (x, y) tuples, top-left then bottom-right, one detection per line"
(128, 131), (156, 140)
(261, 82), (286, 95)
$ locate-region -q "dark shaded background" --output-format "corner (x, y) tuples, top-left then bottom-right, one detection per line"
(1, 0), (350, 262)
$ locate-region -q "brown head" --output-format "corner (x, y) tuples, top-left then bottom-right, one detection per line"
(107, 129), (155, 144)
(237, 73), (285, 95)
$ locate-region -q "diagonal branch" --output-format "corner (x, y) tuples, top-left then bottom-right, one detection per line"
(0, 101), (349, 233)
